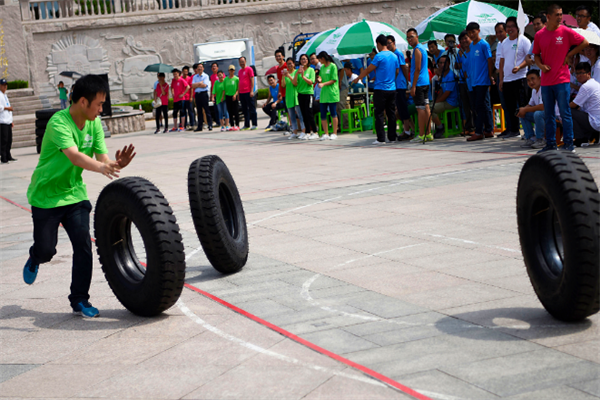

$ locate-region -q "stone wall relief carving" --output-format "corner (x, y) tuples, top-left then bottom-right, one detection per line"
(111, 35), (162, 100)
(46, 34), (110, 90)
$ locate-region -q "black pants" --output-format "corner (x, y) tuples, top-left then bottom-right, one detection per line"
(373, 89), (397, 142)
(155, 105), (168, 130)
(239, 92), (257, 128)
(185, 99), (195, 127)
(262, 101), (286, 126)
(298, 93), (318, 134)
(0, 123), (13, 163)
(459, 83), (474, 132)
(573, 108), (600, 143)
(30, 200), (93, 307)
(503, 79), (527, 133)
(195, 91), (212, 130)
(395, 89), (410, 121)
(226, 95), (239, 127)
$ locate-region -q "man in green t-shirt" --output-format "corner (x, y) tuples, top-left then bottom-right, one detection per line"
(58, 81), (68, 109)
(24, 75), (136, 318)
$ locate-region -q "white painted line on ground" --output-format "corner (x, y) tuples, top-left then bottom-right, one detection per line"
(424, 233), (521, 254)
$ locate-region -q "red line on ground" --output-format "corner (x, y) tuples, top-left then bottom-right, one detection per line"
(0, 194), (432, 400)
(183, 282), (433, 400)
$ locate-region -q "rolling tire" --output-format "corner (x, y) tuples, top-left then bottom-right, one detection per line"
(35, 119), (48, 129)
(35, 128), (45, 137)
(517, 152), (600, 321)
(188, 155), (248, 274)
(35, 109), (60, 119)
(94, 177), (186, 317)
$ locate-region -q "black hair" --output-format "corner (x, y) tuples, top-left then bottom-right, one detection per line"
(192, 63), (199, 70)
(576, 5), (591, 16)
(239, 56), (246, 61)
(182, 65), (190, 71)
(58, 81), (64, 85)
(575, 62), (592, 73)
(211, 62), (218, 67)
(217, 70), (224, 75)
(267, 74), (275, 80)
(495, 22), (506, 31)
(309, 52), (316, 58)
(466, 22), (480, 31)
(375, 34), (388, 47)
(458, 30), (468, 41)
(172, 68), (180, 74)
(317, 51), (333, 63)
(505, 17), (518, 32)
(275, 49), (284, 57)
(444, 33), (456, 41)
(386, 35), (396, 43)
(406, 28), (418, 36)
(547, 4), (561, 15)
(286, 57), (295, 65)
(158, 73), (165, 78)
(344, 62), (353, 69)
(405, 50), (411, 61)
(427, 40), (437, 47)
(526, 69), (540, 77)
(533, 13), (547, 24)
(71, 74), (108, 105)
(299, 54), (310, 64)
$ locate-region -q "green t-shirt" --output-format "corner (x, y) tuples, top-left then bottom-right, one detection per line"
(296, 67), (315, 95)
(58, 87), (68, 100)
(27, 109), (108, 209)
(319, 63), (340, 104)
(224, 76), (239, 97)
(284, 70), (299, 109)
(212, 79), (226, 104)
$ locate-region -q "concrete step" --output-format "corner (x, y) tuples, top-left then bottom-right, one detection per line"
(13, 139), (36, 149)
(10, 98), (44, 107)
(13, 123), (35, 134)
(6, 88), (34, 98)
(14, 104), (47, 114)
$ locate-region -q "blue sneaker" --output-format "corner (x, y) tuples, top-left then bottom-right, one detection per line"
(537, 143), (558, 154)
(23, 257), (39, 285)
(72, 301), (100, 318)
(560, 143), (576, 153)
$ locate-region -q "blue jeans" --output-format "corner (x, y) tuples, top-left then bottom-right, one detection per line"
(541, 83), (573, 145)
(60, 99), (68, 109)
(30, 200), (93, 307)
(216, 102), (229, 121)
(470, 86), (493, 134)
(520, 111), (545, 140)
(288, 105), (305, 131)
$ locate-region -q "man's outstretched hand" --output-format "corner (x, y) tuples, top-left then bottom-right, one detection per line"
(115, 144), (136, 168)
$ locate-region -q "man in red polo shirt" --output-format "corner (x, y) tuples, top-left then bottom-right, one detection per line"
(238, 56), (257, 130)
(531, 3), (588, 153)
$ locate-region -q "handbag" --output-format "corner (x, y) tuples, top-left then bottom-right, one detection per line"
(152, 97), (162, 108)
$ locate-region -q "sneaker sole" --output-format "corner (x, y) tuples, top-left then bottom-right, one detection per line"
(73, 310), (100, 318)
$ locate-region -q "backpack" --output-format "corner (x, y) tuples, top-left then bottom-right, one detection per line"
(272, 120), (289, 132)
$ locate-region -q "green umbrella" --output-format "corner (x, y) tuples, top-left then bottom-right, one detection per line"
(316, 20), (408, 58)
(416, 0), (523, 42)
(144, 63), (175, 73)
(295, 29), (336, 61)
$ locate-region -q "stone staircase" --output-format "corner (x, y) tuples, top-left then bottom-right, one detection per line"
(7, 88), (58, 149)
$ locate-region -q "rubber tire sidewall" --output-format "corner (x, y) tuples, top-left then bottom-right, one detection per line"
(35, 109), (60, 119)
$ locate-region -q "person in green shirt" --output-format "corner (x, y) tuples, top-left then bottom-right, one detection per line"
(293, 54), (318, 139)
(281, 57), (305, 139)
(317, 51), (340, 140)
(58, 81), (68, 110)
(224, 65), (240, 130)
(212, 70), (231, 131)
(23, 75), (136, 318)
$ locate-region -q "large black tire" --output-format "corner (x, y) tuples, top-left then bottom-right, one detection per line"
(35, 109), (60, 119)
(35, 128), (45, 137)
(35, 136), (43, 145)
(188, 155), (248, 274)
(36, 142), (41, 154)
(35, 119), (48, 129)
(517, 152), (600, 321)
(94, 177), (186, 316)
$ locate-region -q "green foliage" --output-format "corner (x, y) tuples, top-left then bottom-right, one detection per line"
(256, 88), (269, 100)
(482, 0), (598, 29)
(7, 80), (29, 90)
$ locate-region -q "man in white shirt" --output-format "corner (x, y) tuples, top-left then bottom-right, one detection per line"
(191, 63), (213, 132)
(493, 22), (512, 137)
(0, 79), (16, 164)
(517, 70), (545, 149)
(570, 62), (600, 146)
(576, 6), (600, 38)
(499, 16), (531, 139)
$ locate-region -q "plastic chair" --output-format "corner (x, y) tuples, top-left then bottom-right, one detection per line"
(492, 104), (505, 133)
(315, 112), (333, 136)
(340, 108), (363, 133)
(440, 108), (463, 138)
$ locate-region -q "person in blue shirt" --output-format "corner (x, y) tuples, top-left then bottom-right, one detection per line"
(428, 41), (445, 67)
(465, 22), (495, 141)
(262, 75), (286, 130)
(354, 35), (399, 144)
(406, 28), (432, 142)
(386, 35), (412, 140)
(431, 55), (460, 137)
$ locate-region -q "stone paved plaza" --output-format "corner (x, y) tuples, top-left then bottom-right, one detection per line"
(1, 114), (599, 400)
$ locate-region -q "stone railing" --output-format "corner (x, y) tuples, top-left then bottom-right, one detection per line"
(18, 0), (284, 21)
